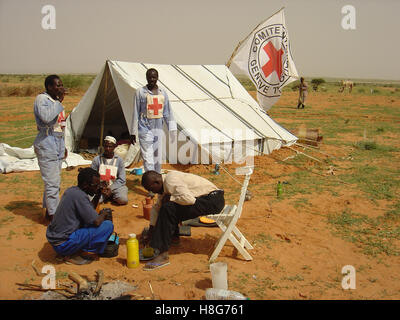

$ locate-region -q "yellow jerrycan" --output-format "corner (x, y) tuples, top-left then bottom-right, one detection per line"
(126, 233), (140, 268)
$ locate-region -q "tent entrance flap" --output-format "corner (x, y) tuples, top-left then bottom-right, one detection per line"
(79, 66), (130, 150)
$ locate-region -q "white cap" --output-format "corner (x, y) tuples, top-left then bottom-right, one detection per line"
(129, 233), (136, 238)
(104, 136), (117, 144)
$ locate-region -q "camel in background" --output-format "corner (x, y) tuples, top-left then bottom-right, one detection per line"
(339, 80), (354, 93)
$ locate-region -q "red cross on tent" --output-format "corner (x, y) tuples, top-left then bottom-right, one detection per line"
(148, 97), (163, 116)
(100, 168), (115, 182)
(261, 41), (284, 80)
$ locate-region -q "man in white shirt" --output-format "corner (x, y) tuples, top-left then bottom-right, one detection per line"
(140, 170), (225, 270)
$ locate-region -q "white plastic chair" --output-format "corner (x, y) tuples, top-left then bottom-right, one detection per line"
(207, 166), (254, 262)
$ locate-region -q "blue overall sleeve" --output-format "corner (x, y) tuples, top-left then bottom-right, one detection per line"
(162, 91), (177, 132)
(35, 94), (64, 125)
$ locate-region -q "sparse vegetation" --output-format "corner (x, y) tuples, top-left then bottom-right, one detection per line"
(0, 74), (399, 300)
(311, 78), (326, 91)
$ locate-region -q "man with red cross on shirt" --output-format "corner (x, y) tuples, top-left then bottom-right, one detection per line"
(130, 68), (177, 174)
(91, 136), (128, 206)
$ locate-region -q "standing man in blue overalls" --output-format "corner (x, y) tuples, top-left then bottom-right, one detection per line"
(33, 75), (67, 222)
(130, 68), (177, 174)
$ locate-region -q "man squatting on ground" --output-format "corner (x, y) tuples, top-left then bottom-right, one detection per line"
(46, 168), (114, 265)
(33, 75), (68, 222)
(130, 68), (177, 173)
(140, 170), (225, 270)
(91, 136), (128, 206)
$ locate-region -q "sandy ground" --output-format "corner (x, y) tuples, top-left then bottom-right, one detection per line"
(0, 90), (399, 300)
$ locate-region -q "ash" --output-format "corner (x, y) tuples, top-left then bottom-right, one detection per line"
(39, 280), (137, 300)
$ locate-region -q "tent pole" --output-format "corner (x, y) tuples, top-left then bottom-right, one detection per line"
(99, 62), (108, 153)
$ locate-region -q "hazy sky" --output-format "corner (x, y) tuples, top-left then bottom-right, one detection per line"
(0, 0), (399, 80)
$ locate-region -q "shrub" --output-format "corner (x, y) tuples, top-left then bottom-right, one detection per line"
(291, 83), (299, 91)
(354, 141), (377, 150)
(61, 75), (85, 89)
(311, 78), (325, 91)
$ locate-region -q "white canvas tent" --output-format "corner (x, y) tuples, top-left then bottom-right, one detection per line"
(65, 60), (297, 165)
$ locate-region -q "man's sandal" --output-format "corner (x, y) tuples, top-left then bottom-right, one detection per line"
(64, 255), (94, 265)
(143, 260), (170, 271)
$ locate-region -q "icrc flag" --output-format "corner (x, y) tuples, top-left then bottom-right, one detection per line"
(228, 8), (299, 111)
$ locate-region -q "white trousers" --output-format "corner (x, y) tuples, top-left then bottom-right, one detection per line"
(138, 129), (164, 173)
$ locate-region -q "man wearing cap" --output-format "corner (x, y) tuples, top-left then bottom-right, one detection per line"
(33, 74), (68, 222)
(91, 136), (128, 205)
(130, 68), (177, 174)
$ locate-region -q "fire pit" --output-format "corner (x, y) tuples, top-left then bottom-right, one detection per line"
(38, 280), (137, 300)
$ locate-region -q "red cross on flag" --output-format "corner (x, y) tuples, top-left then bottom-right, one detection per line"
(227, 8), (298, 111)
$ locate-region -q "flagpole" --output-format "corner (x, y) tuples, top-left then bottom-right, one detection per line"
(226, 7), (285, 68)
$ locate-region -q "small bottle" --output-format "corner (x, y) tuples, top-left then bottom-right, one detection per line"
(277, 181), (283, 198)
(214, 163), (220, 175)
(205, 288), (249, 300)
(126, 233), (139, 269)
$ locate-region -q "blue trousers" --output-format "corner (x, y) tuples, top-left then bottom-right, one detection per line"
(53, 221), (114, 256)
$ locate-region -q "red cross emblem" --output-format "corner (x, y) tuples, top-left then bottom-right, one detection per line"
(100, 168), (114, 182)
(261, 42), (284, 80)
(148, 97), (163, 116)
(57, 112), (65, 122)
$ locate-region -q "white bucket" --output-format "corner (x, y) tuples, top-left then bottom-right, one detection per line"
(210, 262), (228, 290)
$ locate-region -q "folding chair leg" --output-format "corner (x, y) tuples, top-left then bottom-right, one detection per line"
(209, 231), (231, 263)
(227, 233), (253, 261)
(209, 225), (253, 262)
(215, 223), (253, 250)
(232, 226), (253, 250)
(209, 232), (253, 262)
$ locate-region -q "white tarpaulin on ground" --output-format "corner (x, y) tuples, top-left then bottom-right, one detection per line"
(65, 60), (297, 165)
(0, 143), (91, 173)
(228, 7), (299, 111)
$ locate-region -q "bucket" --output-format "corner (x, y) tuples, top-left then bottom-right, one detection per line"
(142, 197), (153, 220)
(210, 262), (228, 290)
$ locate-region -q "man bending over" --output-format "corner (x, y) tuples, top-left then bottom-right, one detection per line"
(141, 170), (225, 270)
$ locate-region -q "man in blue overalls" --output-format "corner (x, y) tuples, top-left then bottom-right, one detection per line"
(33, 75), (67, 222)
(130, 68), (177, 174)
